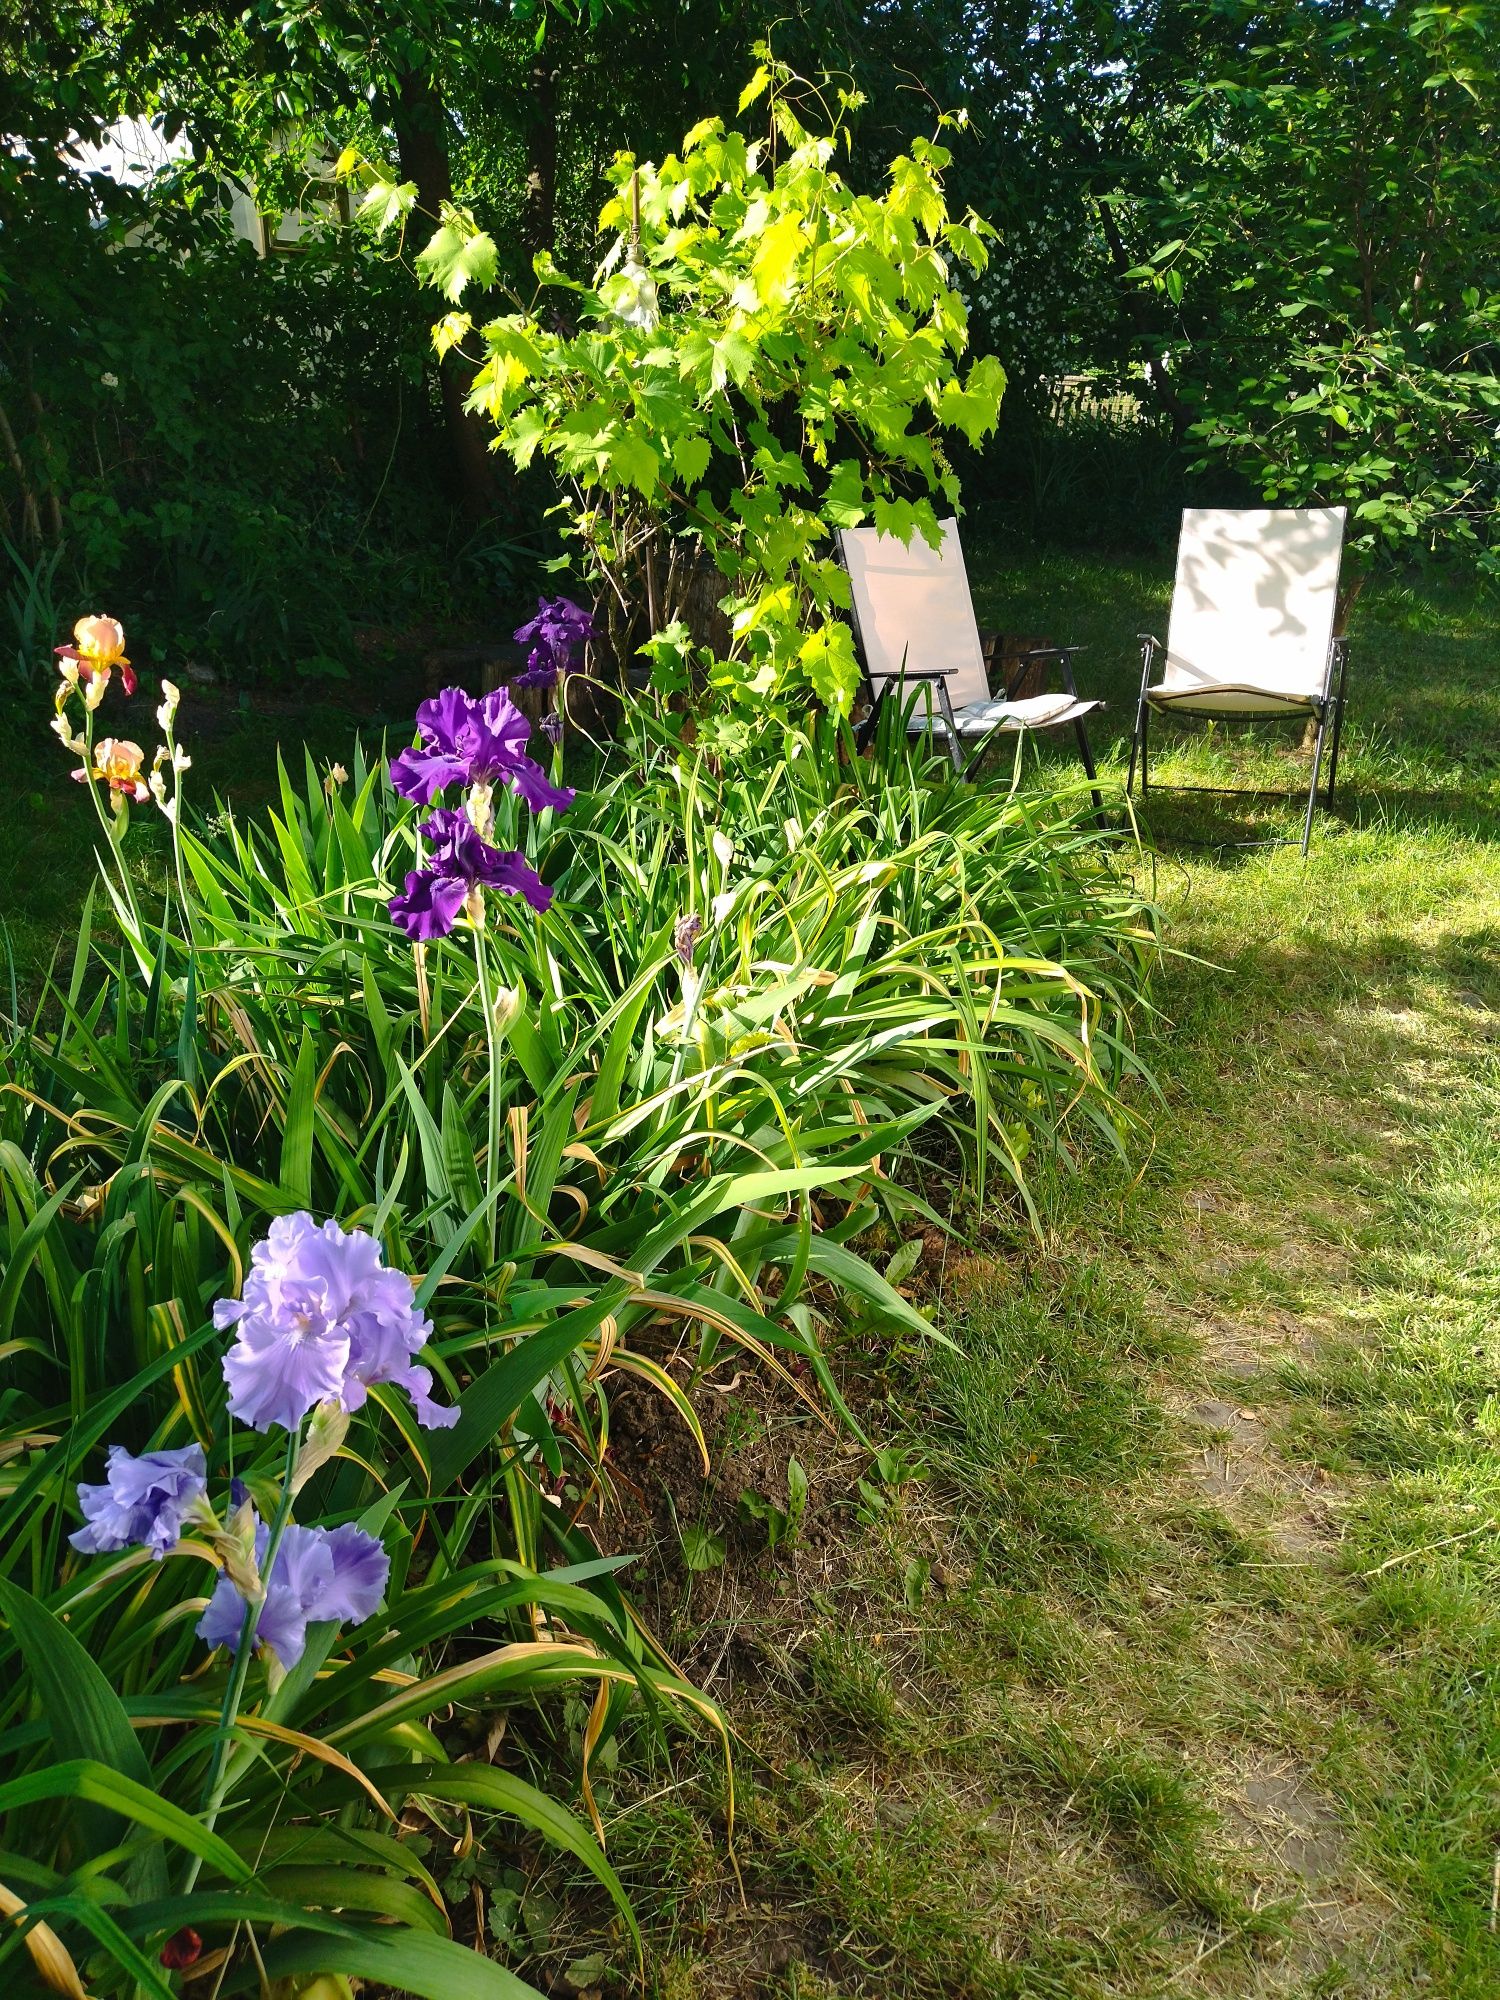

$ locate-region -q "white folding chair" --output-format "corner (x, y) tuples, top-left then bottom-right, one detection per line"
(838, 518), (1103, 809)
(1127, 507), (1352, 853)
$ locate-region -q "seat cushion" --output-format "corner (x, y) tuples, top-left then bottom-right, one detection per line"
(906, 691), (1101, 737)
(1146, 680), (1318, 717)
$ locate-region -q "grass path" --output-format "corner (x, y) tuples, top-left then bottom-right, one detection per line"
(604, 568), (1500, 1999)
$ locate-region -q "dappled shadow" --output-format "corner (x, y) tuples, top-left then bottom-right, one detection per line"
(1132, 801), (1342, 866)
(1166, 507), (1344, 699)
(1210, 924), (1493, 1014)
(1133, 763), (1498, 855)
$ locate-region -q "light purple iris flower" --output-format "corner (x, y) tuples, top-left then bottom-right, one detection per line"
(197, 1517), (389, 1669)
(389, 686), (573, 815)
(388, 806), (553, 942)
(216, 1213), (458, 1433)
(513, 595), (594, 689)
(70, 1443), (208, 1560)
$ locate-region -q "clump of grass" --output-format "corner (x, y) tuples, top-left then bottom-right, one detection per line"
(799, 1629), (911, 1752)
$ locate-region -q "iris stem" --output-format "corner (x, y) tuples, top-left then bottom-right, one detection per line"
(473, 924), (502, 1265)
(78, 702), (145, 953)
(163, 721), (198, 952)
(180, 1425), (301, 1896)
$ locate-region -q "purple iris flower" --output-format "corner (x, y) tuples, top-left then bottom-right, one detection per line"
(216, 1212), (458, 1434)
(389, 806), (553, 942)
(513, 595), (595, 688)
(70, 1443), (208, 1560)
(197, 1517), (389, 1670)
(389, 686), (573, 815)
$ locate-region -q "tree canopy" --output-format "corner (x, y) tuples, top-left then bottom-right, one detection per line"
(1, 0), (1494, 678)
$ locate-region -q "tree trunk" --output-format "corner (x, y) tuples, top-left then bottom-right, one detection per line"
(393, 66), (499, 521)
(0, 390), (43, 547)
(522, 42), (561, 268)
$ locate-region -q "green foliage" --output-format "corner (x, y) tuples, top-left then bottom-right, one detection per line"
(9, 0), (1495, 635)
(0, 193), (498, 676)
(2, 540), (67, 694)
(0, 654), (1154, 1988)
(1130, 0), (1500, 573)
(369, 58), (1005, 733)
(0, 2), (632, 674)
(739, 1456), (808, 1551)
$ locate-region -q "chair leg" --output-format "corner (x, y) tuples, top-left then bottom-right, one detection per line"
(935, 680), (965, 774)
(1325, 697), (1345, 803)
(1073, 716), (1104, 825)
(856, 684), (885, 753)
(1300, 709), (1330, 856)
(1138, 702), (1150, 796)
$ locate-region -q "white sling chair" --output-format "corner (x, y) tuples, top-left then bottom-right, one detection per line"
(1128, 507), (1352, 853)
(839, 518), (1103, 808)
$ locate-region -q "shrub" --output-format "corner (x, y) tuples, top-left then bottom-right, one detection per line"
(351, 53), (1007, 739)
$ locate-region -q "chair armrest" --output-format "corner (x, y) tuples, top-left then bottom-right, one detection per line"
(868, 665), (956, 682)
(1002, 645), (1088, 701)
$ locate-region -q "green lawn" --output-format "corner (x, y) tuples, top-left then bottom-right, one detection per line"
(580, 556), (1500, 1999)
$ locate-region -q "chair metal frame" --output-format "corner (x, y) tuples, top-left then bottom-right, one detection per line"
(1126, 631), (1350, 856)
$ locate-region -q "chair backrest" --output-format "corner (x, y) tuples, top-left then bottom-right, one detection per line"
(1163, 507), (1346, 698)
(839, 517), (991, 710)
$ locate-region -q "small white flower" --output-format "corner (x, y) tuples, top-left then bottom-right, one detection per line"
(100, 372), (119, 389)
(149, 742), (189, 820)
(155, 679), (180, 731)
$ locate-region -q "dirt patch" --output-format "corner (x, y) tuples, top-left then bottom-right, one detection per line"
(1226, 1753), (1346, 1887)
(1128, 1208), (1411, 1986)
(587, 1347), (894, 1694)
(1175, 1384), (1344, 1544)
(1155, 1264), (1360, 1567)
(1206, 1747), (1408, 1993)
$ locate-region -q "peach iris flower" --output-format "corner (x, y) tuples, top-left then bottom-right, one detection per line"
(57, 614), (136, 697)
(75, 737), (150, 805)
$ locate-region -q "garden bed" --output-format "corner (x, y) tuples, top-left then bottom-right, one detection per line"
(0, 632), (1154, 1998)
